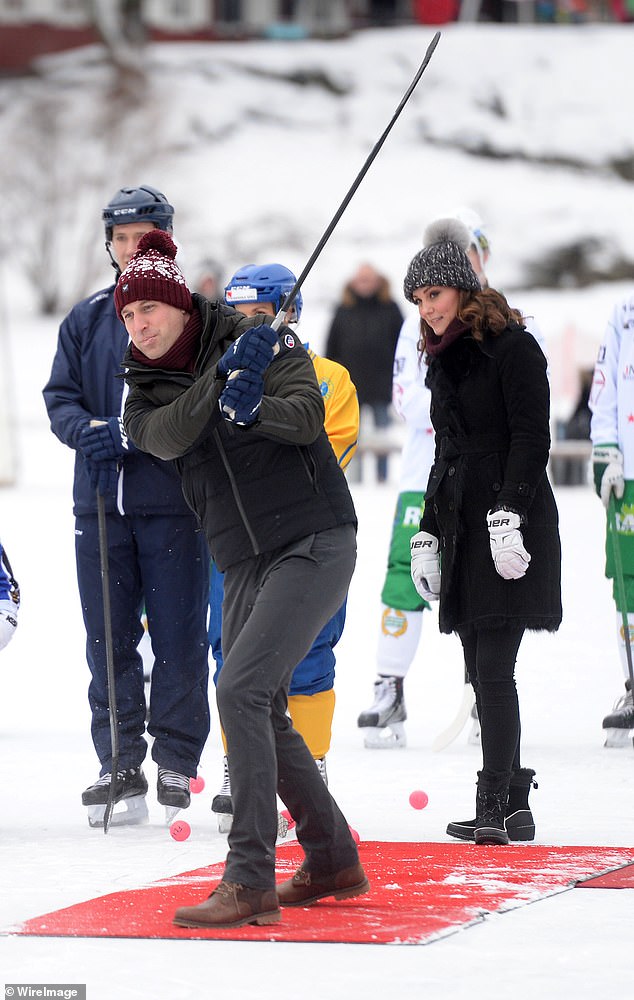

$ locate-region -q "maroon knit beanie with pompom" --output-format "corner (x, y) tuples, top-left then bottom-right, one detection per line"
(114, 229), (193, 320)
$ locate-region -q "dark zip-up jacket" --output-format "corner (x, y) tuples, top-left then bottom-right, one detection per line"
(122, 295), (357, 571)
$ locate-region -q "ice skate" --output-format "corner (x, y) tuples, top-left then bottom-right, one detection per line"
(211, 755), (233, 833)
(157, 767), (191, 824)
(468, 700), (481, 746)
(211, 755), (288, 838)
(357, 675), (406, 748)
(82, 766), (149, 828)
(315, 755), (328, 786)
(603, 681), (634, 747)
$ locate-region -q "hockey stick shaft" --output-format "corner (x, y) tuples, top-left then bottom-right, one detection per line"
(97, 490), (120, 834)
(432, 663), (475, 752)
(270, 30), (441, 332)
(608, 493), (634, 692)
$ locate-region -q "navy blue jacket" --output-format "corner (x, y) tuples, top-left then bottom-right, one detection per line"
(43, 284), (192, 517)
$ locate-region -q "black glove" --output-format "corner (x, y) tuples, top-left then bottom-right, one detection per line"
(78, 417), (136, 462)
(219, 370), (264, 427)
(217, 325), (279, 377)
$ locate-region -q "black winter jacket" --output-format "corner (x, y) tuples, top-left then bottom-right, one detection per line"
(325, 294), (403, 406)
(419, 324), (562, 635)
(122, 295), (357, 571)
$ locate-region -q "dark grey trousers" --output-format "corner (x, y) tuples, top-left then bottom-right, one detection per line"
(217, 524), (358, 889)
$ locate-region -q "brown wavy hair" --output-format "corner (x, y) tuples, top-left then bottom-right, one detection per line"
(417, 287), (524, 357)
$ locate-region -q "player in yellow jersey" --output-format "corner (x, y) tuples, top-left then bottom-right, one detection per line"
(209, 263), (359, 830)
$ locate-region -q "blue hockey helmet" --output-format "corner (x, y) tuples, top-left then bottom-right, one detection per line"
(102, 185), (174, 242)
(224, 263), (302, 322)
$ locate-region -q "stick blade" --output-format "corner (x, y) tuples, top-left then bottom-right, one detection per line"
(432, 683), (475, 752)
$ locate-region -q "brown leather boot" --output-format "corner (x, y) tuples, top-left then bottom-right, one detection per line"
(173, 881), (281, 928)
(276, 862), (370, 907)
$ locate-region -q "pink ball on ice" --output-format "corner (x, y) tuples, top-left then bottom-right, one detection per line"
(189, 776), (205, 794)
(170, 820), (191, 841)
(409, 789), (429, 810)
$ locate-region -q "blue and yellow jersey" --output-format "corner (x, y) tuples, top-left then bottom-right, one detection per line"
(307, 348), (359, 473)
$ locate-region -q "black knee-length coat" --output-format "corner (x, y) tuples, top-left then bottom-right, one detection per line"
(419, 323), (562, 635)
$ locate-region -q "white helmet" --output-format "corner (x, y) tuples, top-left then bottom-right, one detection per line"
(448, 205), (491, 271)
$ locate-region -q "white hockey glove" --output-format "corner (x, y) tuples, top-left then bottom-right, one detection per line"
(410, 531), (441, 601)
(592, 445), (624, 508)
(487, 509), (531, 581)
(0, 598), (18, 651)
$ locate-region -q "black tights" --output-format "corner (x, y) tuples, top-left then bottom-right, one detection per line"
(458, 625), (524, 775)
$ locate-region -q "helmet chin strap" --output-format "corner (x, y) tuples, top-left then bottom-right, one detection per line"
(106, 242), (122, 277)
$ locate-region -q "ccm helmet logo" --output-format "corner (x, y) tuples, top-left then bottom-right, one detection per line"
(113, 207), (137, 217)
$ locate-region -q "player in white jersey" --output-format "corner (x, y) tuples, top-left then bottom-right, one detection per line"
(590, 291), (634, 745)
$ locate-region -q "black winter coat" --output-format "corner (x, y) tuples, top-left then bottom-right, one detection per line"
(325, 294), (403, 406)
(419, 324), (562, 635)
(122, 295), (356, 572)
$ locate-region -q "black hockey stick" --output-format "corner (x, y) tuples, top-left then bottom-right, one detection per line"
(608, 494), (634, 694)
(270, 30), (441, 332)
(97, 490), (120, 833)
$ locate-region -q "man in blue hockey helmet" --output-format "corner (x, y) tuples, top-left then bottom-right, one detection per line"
(224, 263), (303, 323)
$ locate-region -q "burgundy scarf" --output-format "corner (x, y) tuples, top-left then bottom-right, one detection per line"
(425, 318), (470, 358)
(130, 308), (202, 372)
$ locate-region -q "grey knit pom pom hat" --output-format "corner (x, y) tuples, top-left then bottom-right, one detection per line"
(403, 218), (481, 302)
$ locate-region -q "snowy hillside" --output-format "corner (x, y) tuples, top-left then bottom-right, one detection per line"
(1, 24), (633, 335)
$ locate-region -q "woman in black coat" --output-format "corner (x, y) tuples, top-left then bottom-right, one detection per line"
(406, 220), (562, 845)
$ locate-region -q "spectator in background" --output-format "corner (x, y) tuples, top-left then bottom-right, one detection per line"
(194, 258), (224, 301)
(368, 0), (400, 25)
(564, 368), (592, 442)
(325, 262), (403, 481)
(551, 367), (592, 487)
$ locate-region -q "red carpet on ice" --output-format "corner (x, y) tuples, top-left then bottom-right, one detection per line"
(577, 861), (634, 889)
(13, 842), (634, 945)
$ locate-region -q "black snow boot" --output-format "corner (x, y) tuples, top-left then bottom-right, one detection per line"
(505, 767), (537, 841)
(474, 768), (511, 846)
(446, 767), (537, 842)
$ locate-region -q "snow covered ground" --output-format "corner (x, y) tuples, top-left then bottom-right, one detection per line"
(0, 308), (631, 998)
(1, 20), (633, 1000)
